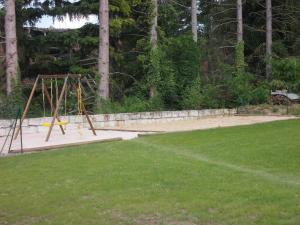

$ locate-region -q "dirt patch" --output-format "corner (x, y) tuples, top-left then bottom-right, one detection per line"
(12, 216), (50, 225)
(134, 214), (196, 225)
(108, 210), (197, 225)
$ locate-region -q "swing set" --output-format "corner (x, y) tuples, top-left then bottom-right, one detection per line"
(14, 74), (96, 142)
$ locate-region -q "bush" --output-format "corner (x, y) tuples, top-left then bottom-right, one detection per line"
(229, 72), (254, 107)
(181, 77), (202, 109)
(95, 95), (164, 114)
(96, 99), (123, 114)
(0, 89), (24, 119)
(272, 57), (300, 92)
(200, 84), (222, 109)
(269, 80), (287, 91)
(251, 84), (270, 105)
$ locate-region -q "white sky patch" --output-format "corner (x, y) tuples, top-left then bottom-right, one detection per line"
(34, 14), (98, 29)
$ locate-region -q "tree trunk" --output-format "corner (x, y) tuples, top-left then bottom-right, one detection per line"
(191, 0), (198, 42)
(266, 0), (272, 79)
(5, 0), (19, 95)
(0, 31), (5, 96)
(237, 0), (243, 42)
(150, 0), (158, 50)
(149, 0), (158, 98)
(98, 0), (109, 100)
(236, 0), (244, 74)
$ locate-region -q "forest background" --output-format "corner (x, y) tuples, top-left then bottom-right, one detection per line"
(0, 0), (299, 117)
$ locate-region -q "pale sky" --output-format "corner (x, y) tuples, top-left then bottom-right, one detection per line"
(34, 14), (98, 29)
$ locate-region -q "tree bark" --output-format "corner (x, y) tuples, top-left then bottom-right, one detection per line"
(150, 0), (158, 50)
(266, 0), (272, 79)
(98, 0), (109, 100)
(0, 31), (5, 95)
(5, 0), (19, 95)
(149, 0), (158, 98)
(237, 0), (243, 42)
(236, 0), (244, 74)
(191, 0), (198, 42)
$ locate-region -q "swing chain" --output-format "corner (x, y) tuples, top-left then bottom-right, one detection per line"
(42, 78), (46, 118)
(76, 81), (83, 115)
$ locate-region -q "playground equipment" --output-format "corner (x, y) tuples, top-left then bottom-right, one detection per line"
(40, 77), (69, 127)
(14, 74), (96, 142)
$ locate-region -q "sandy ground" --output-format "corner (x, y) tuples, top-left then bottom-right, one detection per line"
(0, 126), (142, 154)
(0, 115), (297, 155)
(99, 115), (298, 132)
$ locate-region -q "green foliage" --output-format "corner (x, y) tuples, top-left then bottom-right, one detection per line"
(181, 77), (202, 109)
(70, 65), (95, 75)
(272, 58), (300, 92)
(11, 0), (300, 113)
(147, 48), (162, 94)
(272, 40), (289, 58)
(199, 84), (222, 109)
(163, 35), (203, 108)
(110, 18), (135, 37)
(121, 96), (150, 112)
(0, 87), (24, 119)
(230, 72), (253, 106)
(166, 35), (202, 89)
(251, 83), (270, 105)
(96, 95), (164, 114)
(205, 63), (266, 108)
(269, 79), (287, 91)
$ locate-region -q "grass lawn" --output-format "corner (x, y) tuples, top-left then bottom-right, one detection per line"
(0, 120), (300, 225)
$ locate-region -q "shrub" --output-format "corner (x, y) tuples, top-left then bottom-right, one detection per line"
(269, 80), (287, 91)
(96, 99), (123, 114)
(229, 72), (254, 107)
(200, 84), (222, 109)
(181, 77), (202, 109)
(122, 96), (150, 112)
(272, 57), (300, 92)
(0, 88), (24, 119)
(95, 95), (164, 114)
(251, 84), (270, 105)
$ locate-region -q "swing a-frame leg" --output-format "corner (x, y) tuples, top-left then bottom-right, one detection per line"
(14, 76), (40, 140)
(45, 76), (69, 142)
(83, 110), (97, 136)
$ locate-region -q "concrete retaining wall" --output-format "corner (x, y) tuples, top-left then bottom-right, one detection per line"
(0, 109), (237, 136)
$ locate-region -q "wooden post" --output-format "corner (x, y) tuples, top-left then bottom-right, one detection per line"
(14, 75), (40, 139)
(9, 108), (21, 152)
(43, 86), (65, 135)
(83, 110), (97, 136)
(45, 76), (69, 142)
(19, 111), (23, 154)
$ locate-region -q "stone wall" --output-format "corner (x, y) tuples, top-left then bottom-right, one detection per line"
(0, 109), (237, 136)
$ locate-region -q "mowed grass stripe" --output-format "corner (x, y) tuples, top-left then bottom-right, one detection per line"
(134, 139), (300, 187)
(138, 119), (300, 177)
